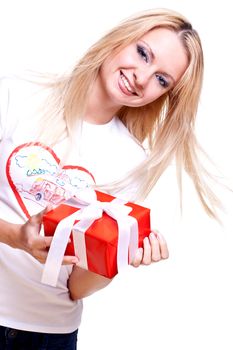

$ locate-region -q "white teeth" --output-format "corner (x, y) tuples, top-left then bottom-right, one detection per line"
(121, 73), (134, 93)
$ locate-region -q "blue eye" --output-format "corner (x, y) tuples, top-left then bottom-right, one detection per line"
(155, 74), (169, 88)
(137, 45), (149, 63)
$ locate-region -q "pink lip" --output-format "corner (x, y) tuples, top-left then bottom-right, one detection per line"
(118, 72), (134, 96)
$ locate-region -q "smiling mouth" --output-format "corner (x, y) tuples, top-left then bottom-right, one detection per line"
(120, 71), (138, 96)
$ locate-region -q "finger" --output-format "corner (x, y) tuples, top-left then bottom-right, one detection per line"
(43, 236), (72, 248)
(29, 207), (48, 226)
(142, 237), (152, 265)
(149, 232), (161, 262)
(29, 236), (48, 250)
(44, 236), (53, 248)
(152, 230), (169, 259)
(62, 256), (79, 265)
(131, 248), (143, 267)
(31, 249), (48, 264)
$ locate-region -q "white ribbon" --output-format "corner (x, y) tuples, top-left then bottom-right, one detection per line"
(41, 189), (138, 286)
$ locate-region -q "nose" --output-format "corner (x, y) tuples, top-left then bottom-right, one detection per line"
(133, 67), (154, 89)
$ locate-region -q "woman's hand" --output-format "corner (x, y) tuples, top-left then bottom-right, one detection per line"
(9, 208), (79, 265)
(131, 230), (169, 267)
(17, 207), (52, 263)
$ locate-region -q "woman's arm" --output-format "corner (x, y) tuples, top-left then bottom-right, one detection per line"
(0, 219), (21, 247)
(68, 231), (169, 300)
(68, 266), (113, 300)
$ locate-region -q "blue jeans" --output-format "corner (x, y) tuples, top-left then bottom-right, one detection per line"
(0, 326), (78, 350)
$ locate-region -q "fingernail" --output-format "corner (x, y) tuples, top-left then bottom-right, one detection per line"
(153, 228), (160, 234)
(46, 204), (53, 211)
(137, 247), (143, 257)
(72, 258), (79, 264)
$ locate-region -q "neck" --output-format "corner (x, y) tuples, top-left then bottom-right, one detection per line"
(84, 76), (121, 125)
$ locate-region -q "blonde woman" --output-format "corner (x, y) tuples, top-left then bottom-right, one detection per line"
(0, 8), (216, 350)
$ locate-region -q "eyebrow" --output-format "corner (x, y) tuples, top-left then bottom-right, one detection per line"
(140, 39), (176, 84)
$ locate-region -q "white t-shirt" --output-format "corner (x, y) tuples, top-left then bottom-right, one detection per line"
(0, 77), (146, 333)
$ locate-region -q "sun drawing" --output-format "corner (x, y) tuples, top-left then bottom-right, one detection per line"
(26, 154), (41, 169)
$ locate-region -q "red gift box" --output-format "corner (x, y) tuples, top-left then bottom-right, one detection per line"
(43, 190), (151, 280)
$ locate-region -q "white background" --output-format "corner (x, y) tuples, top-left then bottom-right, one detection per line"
(1, 1), (233, 349)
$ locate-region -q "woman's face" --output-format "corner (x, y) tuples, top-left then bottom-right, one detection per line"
(99, 27), (189, 108)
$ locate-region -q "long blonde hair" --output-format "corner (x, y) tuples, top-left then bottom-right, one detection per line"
(39, 8), (220, 218)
